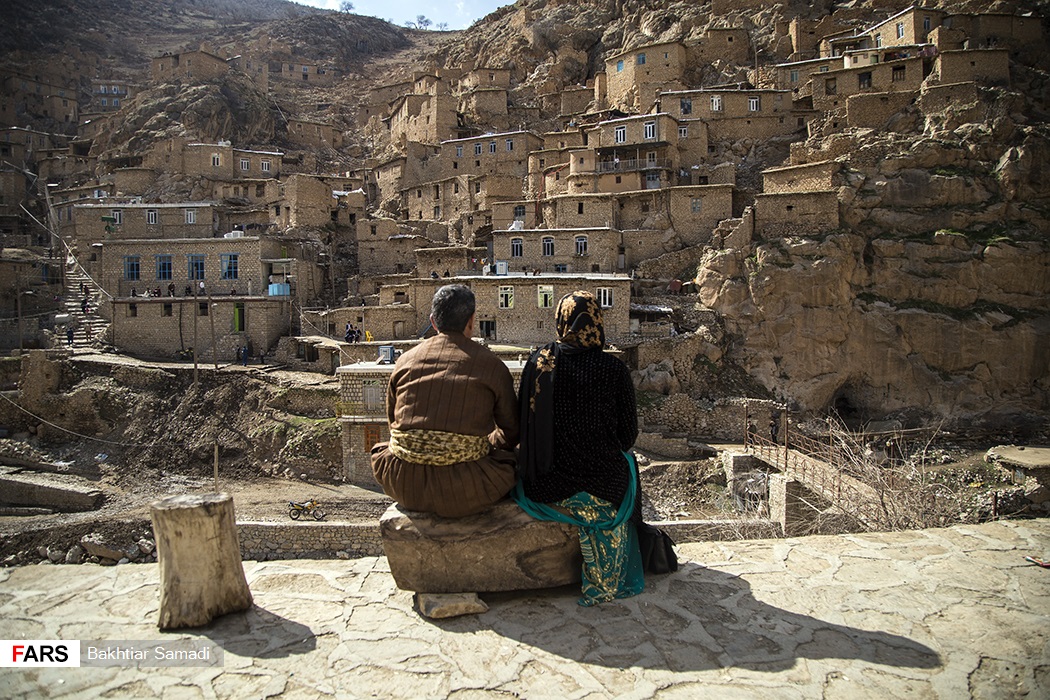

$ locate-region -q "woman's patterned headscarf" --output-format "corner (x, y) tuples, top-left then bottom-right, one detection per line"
(556, 291), (605, 350)
(518, 291), (605, 482)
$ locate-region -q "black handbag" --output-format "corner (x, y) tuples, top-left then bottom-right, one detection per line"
(636, 521), (678, 574)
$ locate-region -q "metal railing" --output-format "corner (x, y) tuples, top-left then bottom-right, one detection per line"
(597, 158), (670, 173)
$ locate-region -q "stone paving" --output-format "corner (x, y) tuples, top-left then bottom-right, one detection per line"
(1, 519), (1047, 699)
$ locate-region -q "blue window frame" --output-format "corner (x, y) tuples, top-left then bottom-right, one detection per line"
(156, 254), (172, 280)
(123, 256), (140, 281)
(187, 254), (205, 280)
(221, 253), (239, 280)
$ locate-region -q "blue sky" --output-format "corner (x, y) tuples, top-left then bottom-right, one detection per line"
(294, 0), (510, 30)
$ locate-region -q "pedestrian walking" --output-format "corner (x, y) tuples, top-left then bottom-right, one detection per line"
(770, 415), (780, 444)
(66, 327), (74, 346)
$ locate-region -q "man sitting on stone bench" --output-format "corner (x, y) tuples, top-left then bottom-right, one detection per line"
(371, 284), (519, 517)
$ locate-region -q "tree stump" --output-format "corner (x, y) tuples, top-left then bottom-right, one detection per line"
(150, 493), (253, 630)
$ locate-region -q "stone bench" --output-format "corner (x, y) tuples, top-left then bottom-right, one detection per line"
(379, 500), (581, 614)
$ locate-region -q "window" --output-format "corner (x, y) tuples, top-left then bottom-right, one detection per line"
(261, 160), (271, 172)
(636, 53), (646, 65)
(596, 287), (613, 308)
(510, 238), (523, 257)
(156, 255), (172, 280)
(147, 209), (158, 225)
(643, 121), (656, 139)
(575, 235), (588, 256)
(474, 143), (483, 155)
(506, 139), (514, 151)
(498, 286), (514, 309)
(614, 125), (626, 143)
(554, 264), (567, 272)
(896, 22), (905, 39)
(679, 125), (688, 139)
(892, 65), (906, 82)
(691, 198), (702, 213)
(489, 141), (496, 153)
(790, 69), (799, 83)
(513, 204), (526, 220)
(680, 98), (692, 114)
(542, 237), (554, 256)
(646, 172), (660, 188)
(710, 95), (723, 111)
(923, 16), (931, 32)
(100, 86), (107, 94)
(184, 209), (197, 224)
(577, 202), (584, 215)
(188, 254), (205, 280)
(748, 96), (761, 111)
(163, 303), (173, 317)
(858, 71), (872, 89)
(128, 303), (137, 317)
(433, 205), (441, 218)
(112, 96), (119, 106)
(875, 34), (882, 48)
(123, 256), (140, 281)
(825, 78), (837, 94)
(198, 302), (208, 317)
(111, 209), (123, 225)
(240, 158), (250, 171)
(538, 285), (553, 308)
(212, 154), (221, 167)
(616, 59), (624, 72)
(475, 182), (481, 194)
(100, 98), (108, 107)
(221, 253), (239, 280)
(454, 182), (460, 194)
(456, 145), (463, 157)
(819, 65), (830, 72)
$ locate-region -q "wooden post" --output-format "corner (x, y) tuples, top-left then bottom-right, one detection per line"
(213, 441), (219, 491)
(743, 402), (749, 450)
(208, 292), (218, 369)
(150, 493), (252, 629)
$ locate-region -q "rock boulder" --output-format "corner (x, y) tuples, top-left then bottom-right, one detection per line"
(379, 501), (581, 594)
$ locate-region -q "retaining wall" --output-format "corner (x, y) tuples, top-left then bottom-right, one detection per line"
(237, 520), (384, 561)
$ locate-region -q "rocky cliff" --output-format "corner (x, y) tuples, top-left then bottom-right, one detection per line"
(696, 80), (1050, 424)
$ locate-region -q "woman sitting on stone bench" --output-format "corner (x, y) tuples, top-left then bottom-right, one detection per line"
(514, 291), (644, 606)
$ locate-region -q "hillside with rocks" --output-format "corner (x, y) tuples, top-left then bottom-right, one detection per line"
(1, 0), (1048, 438)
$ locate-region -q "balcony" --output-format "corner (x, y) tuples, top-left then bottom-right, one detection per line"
(597, 158), (670, 173)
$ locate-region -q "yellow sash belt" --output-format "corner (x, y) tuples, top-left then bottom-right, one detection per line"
(387, 428), (490, 466)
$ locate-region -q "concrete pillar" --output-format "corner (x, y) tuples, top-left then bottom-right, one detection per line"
(768, 473), (808, 537)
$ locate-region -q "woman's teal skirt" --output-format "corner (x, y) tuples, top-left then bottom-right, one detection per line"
(513, 453), (644, 606)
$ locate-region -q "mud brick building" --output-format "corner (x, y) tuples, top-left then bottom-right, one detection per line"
(150, 49), (230, 83)
(71, 201), (218, 248)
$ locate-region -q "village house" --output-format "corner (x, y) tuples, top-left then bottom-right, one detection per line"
(89, 80), (133, 112)
(98, 234), (324, 359)
(70, 201), (218, 248)
(604, 41), (688, 112)
(270, 60), (336, 85)
(144, 139), (282, 181)
(0, 248), (63, 350)
(150, 49), (230, 83)
(285, 118), (344, 149)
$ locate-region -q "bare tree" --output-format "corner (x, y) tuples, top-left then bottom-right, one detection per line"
(339, 1), (354, 12)
(436, 22), (448, 31)
(416, 15), (432, 30)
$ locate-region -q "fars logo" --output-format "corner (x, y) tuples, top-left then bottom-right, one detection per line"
(1, 640), (81, 667)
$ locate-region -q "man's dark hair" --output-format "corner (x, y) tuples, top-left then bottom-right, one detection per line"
(431, 284), (475, 332)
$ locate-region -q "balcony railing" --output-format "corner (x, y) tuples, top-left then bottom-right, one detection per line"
(597, 158), (670, 173)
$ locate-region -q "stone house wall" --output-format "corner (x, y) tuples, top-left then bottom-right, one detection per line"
(150, 50), (230, 84)
(762, 161), (837, 194)
(754, 191), (839, 239)
(280, 174), (333, 229)
(917, 81), (978, 114)
(688, 28), (751, 65)
(469, 274), (631, 345)
(846, 90), (918, 129)
(864, 8), (942, 49)
(286, 119), (343, 149)
(358, 233), (433, 276)
(605, 42), (687, 111)
(109, 295), (290, 361)
(414, 246), (480, 277)
(933, 49), (1010, 85)
(388, 93), (459, 146)
(491, 227), (624, 273)
(112, 168), (156, 196)
(811, 57), (924, 112)
(237, 521), (384, 560)
(72, 202), (216, 244)
(99, 235), (271, 298)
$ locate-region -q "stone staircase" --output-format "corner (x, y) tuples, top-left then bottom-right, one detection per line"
(61, 260), (109, 349)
